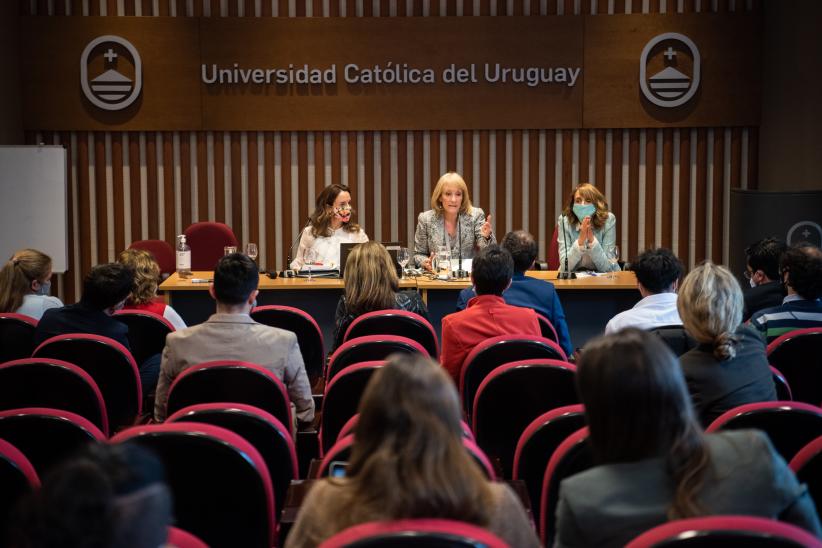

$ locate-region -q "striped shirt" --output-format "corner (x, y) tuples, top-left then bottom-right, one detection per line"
(749, 295), (822, 343)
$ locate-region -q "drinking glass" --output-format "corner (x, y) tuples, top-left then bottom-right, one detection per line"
(224, 245), (238, 256)
(397, 248), (410, 279)
(245, 243), (258, 261)
(304, 248), (318, 282)
(607, 245), (620, 279)
(436, 245), (451, 278)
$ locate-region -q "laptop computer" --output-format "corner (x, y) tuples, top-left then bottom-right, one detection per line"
(339, 242), (403, 279)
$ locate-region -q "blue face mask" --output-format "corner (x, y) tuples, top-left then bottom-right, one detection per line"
(573, 203), (596, 220)
(35, 281), (51, 296)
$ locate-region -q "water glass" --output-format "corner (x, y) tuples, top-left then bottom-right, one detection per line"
(607, 245), (620, 279)
(436, 245), (451, 278)
(304, 248), (318, 282)
(397, 248), (410, 278)
(245, 243), (258, 262)
(224, 245), (238, 256)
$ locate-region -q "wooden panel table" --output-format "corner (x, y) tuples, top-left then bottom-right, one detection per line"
(160, 270), (639, 351)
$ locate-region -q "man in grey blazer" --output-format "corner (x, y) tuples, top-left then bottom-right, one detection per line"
(153, 254), (314, 425)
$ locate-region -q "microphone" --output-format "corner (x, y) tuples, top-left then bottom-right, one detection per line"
(452, 214), (468, 279)
(282, 218), (311, 278)
(558, 214), (576, 280)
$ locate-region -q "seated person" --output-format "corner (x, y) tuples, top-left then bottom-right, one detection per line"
(742, 237), (787, 321)
(290, 183), (368, 270)
(10, 443), (173, 548)
(605, 248), (683, 334)
(153, 253), (314, 425)
(678, 262), (776, 426)
(457, 230), (572, 356)
(332, 241), (428, 352)
(118, 249), (186, 331)
(441, 245), (541, 383)
(34, 263), (160, 392)
(0, 248), (63, 320)
(557, 182), (619, 273)
(285, 354), (540, 548)
(554, 328), (821, 548)
(751, 243), (822, 343)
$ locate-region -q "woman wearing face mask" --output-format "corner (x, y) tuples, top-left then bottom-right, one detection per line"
(290, 184), (369, 271)
(414, 172), (495, 271)
(0, 249), (63, 320)
(557, 182), (619, 273)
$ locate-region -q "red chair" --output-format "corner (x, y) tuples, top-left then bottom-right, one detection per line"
(337, 414), (475, 443)
(326, 335), (428, 383)
(706, 401), (822, 462)
(319, 361), (384, 455)
(536, 314), (559, 344)
(166, 403), (298, 518)
(513, 405), (586, 526)
(0, 408), (105, 476)
(548, 224), (560, 270)
(459, 335), (567, 419)
(540, 428), (592, 545)
(318, 519), (510, 548)
(343, 310), (440, 358)
(183, 222), (239, 271)
(626, 515), (822, 548)
(166, 527), (209, 548)
(0, 312), (38, 362)
(33, 334), (141, 432)
(473, 359), (578, 478)
(648, 324), (697, 357)
(165, 361), (292, 431)
(0, 438), (40, 545)
(114, 310), (175, 367)
(0, 358), (109, 436)
(767, 327), (822, 406)
(251, 305), (325, 382)
(112, 423), (275, 548)
(315, 434), (355, 478)
(771, 365), (793, 401)
(128, 239), (176, 278)
(790, 435), (822, 518)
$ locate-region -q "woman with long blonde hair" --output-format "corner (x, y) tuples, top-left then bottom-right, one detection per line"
(331, 241), (427, 350)
(118, 249), (186, 331)
(286, 354), (539, 547)
(0, 249), (62, 320)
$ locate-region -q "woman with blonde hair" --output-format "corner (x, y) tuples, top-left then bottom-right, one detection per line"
(0, 249), (62, 320)
(118, 249), (186, 331)
(677, 261), (775, 426)
(331, 241), (427, 350)
(414, 172), (494, 271)
(290, 183), (368, 271)
(286, 354), (540, 548)
(557, 182), (619, 273)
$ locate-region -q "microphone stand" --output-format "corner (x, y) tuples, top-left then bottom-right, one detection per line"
(282, 218), (311, 278)
(558, 215), (577, 280)
(453, 214), (468, 279)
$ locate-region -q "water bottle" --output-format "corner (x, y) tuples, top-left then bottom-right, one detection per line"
(176, 234), (192, 278)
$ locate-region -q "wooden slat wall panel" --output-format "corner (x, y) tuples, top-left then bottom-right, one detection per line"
(25, 0), (758, 303)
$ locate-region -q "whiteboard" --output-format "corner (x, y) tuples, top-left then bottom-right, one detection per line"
(0, 146), (68, 272)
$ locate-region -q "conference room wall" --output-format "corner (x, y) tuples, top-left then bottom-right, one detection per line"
(0, 2), (22, 145)
(21, 0), (759, 304)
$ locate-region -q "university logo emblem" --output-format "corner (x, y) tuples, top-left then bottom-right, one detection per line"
(639, 33), (700, 108)
(80, 35), (142, 111)
(787, 221), (822, 247)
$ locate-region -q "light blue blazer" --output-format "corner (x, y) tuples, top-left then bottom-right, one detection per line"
(557, 212), (619, 273)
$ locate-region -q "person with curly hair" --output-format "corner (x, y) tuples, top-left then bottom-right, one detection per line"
(118, 248), (186, 331)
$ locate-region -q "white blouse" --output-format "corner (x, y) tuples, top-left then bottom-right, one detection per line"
(290, 226), (369, 270)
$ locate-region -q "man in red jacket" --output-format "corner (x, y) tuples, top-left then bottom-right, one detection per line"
(440, 245), (541, 384)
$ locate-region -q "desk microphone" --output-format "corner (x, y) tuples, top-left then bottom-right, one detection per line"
(282, 218), (311, 278)
(558, 215), (576, 280)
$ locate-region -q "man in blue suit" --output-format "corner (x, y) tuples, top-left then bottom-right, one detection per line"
(456, 230), (573, 357)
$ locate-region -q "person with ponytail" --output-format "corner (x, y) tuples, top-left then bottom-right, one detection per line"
(554, 328), (820, 548)
(0, 249), (62, 320)
(677, 262), (776, 426)
(286, 354), (539, 548)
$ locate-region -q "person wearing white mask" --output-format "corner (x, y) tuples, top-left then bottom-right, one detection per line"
(557, 182), (619, 273)
(0, 248), (63, 320)
(742, 237), (787, 322)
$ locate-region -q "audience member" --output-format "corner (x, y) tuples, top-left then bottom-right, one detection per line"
(285, 354), (540, 548)
(0, 249), (62, 320)
(331, 241), (428, 351)
(440, 245), (541, 383)
(742, 237), (787, 321)
(118, 249), (186, 331)
(554, 328), (821, 548)
(457, 230), (572, 356)
(153, 253), (314, 424)
(677, 262), (775, 426)
(605, 248), (683, 334)
(750, 244), (822, 343)
(10, 443), (173, 548)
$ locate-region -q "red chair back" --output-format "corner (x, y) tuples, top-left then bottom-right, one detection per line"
(166, 527), (209, 548)
(114, 310), (175, 367)
(320, 361), (384, 455)
(343, 310), (440, 358)
(0, 358), (109, 435)
(0, 313), (38, 362)
(315, 434), (355, 478)
(183, 222), (239, 271)
(770, 365), (793, 401)
(767, 327), (822, 406)
(112, 423), (275, 548)
(250, 305), (325, 381)
(790, 435), (822, 520)
(540, 427), (592, 545)
(0, 438), (40, 544)
(326, 335), (428, 383)
(33, 334), (141, 432)
(536, 314), (559, 344)
(128, 239), (176, 278)
(319, 519), (510, 548)
(548, 224), (560, 270)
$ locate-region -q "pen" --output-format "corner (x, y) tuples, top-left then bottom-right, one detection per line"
(190, 278), (212, 283)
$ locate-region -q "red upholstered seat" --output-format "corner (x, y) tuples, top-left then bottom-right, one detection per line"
(183, 222), (239, 271)
(343, 309), (440, 358)
(0, 312), (38, 362)
(319, 518), (510, 548)
(128, 239), (176, 278)
(790, 435), (822, 519)
(319, 361), (384, 455)
(0, 438), (40, 544)
(251, 305), (325, 382)
(767, 327), (822, 406)
(326, 335), (428, 383)
(113, 310), (175, 367)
